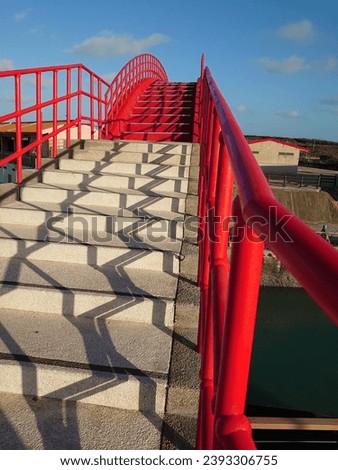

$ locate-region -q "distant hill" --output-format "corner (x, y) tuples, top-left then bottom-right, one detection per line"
(246, 135), (338, 171)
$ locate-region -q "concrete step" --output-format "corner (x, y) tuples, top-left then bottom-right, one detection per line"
(136, 98), (194, 106)
(141, 91), (194, 98)
(42, 169), (188, 195)
(60, 158), (190, 178)
(0, 257), (178, 299)
(0, 392), (163, 449)
(0, 222), (182, 253)
(0, 284), (174, 325)
(78, 140), (192, 156)
(126, 123), (192, 133)
(20, 184), (186, 213)
(0, 237), (180, 273)
(0, 202), (183, 236)
(121, 132), (192, 143)
(130, 114), (193, 124)
(133, 106), (193, 114)
(0, 309), (170, 412)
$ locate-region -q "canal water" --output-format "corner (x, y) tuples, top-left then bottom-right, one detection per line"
(248, 287), (338, 417)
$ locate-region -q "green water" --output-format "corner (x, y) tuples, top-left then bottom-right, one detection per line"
(248, 287), (338, 417)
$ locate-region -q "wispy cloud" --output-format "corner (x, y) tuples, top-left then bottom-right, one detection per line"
(320, 96), (338, 106)
(0, 59), (14, 71)
(278, 19), (314, 43)
(318, 57), (338, 73)
(259, 55), (308, 74)
(276, 110), (300, 119)
(68, 31), (170, 57)
(237, 104), (247, 113)
(320, 96), (338, 114)
(14, 8), (32, 22)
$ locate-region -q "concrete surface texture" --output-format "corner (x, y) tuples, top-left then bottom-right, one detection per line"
(0, 139), (201, 450)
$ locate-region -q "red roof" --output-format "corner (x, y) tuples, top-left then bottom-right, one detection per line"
(248, 138), (309, 152)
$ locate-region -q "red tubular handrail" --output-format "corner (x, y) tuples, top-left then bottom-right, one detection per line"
(0, 64), (109, 183)
(0, 55), (168, 185)
(196, 56), (338, 450)
(104, 53), (168, 136)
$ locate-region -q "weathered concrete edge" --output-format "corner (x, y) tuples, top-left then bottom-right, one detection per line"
(161, 144), (200, 450)
(0, 158), (57, 206)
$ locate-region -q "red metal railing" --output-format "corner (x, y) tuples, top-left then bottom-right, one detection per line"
(0, 54), (168, 184)
(0, 64), (109, 184)
(104, 54), (168, 137)
(196, 54), (338, 450)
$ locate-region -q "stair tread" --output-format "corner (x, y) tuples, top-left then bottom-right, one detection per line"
(0, 200), (185, 222)
(80, 139), (192, 152)
(0, 392), (162, 449)
(42, 170), (188, 196)
(0, 223), (182, 253)
(60, 158), (190, 177)
(0, 308), (172, 374)
(0, 283), (174, 325)
(0, 257), (179, 299)
(52, 167), (188, 181)
(23, 182), (187, 200)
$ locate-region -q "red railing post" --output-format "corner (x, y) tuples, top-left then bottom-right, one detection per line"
(213, 197), (264, 450)
(90, 73), (95, 137)
(77, 66), (82, 140)
(15, 74), (22, 184)
(196, 110), (221, 450)
(35, 71), (42, 170)
(52, 69), (58, 158)
(66, 68), (71, 148)
(210, 134), (233, 387)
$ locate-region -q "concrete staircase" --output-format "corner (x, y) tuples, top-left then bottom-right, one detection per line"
(109, 82), (196, 142)
(0, 139), (200, 449)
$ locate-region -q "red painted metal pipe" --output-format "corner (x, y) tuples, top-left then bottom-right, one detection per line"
(213, 198), (264, 449)
(203, 66), (338, 325)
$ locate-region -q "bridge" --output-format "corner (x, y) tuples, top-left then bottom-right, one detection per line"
(0, 54), (337, 450)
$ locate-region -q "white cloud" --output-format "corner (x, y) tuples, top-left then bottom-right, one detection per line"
(321, 96), (338, 105)
(276, 110), (300, 118)
(0, 59), (14, 71)
(237, 104), (247, 113)
(68, 32), (170, 57)
(259, 55), (308, 74)
(101, 72), (117, 83)
(15, 8), (32, 22)
(322, 57), (338, 72)
(278, 19), (314, 42)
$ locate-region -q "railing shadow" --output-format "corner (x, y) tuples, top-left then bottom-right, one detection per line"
(0, 161), (187, 448)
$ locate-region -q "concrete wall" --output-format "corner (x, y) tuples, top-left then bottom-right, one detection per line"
(249, 140), (300, 174)
(272, 187), (338, 224)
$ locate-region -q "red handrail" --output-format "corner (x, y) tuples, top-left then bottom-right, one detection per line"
(0, 55), (168, 184)
(104, 54), (168, 134)
(0, 64), (109, 183)
(196, 55), (338, 450)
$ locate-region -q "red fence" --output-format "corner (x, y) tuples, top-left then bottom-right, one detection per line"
(0, 64), (109, 183)
(0, 54), (167, 184)
(196, 55), (338, 450)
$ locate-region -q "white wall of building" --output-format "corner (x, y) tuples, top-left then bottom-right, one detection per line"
(249, 140), (301, 174)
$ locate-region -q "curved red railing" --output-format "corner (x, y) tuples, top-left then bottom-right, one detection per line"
(0, 55), (168, 184)
(196, 54), (338, 450)
(104, 54), (168, 137)
(0, 64), (109, 184)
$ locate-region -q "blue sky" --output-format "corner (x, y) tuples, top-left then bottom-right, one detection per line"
(1, 0), (338, 141)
